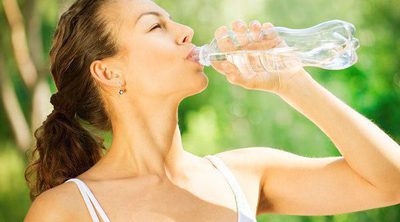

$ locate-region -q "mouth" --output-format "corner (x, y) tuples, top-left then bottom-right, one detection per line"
(186, 47), (202, 65)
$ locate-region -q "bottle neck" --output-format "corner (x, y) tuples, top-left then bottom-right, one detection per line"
(198, 44), (212, 66)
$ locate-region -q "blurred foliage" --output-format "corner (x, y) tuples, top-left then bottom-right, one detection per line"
(0, 0), (399, 221)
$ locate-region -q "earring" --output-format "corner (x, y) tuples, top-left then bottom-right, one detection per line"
(117, 79), (125, 95)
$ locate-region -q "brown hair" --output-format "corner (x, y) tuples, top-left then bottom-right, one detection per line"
(24, 0), (119, 201)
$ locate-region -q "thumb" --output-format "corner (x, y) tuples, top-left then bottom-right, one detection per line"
(221, 61), (239, 74)
(221, 61), (247, 84)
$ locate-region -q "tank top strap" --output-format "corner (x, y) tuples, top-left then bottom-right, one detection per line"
(204, 155), (257, 221)
(64, 178), (110, 222)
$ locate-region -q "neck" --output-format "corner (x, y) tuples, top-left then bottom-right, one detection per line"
(94, 96), (199, 183)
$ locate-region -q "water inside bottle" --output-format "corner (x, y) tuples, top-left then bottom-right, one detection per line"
(223, 50), (301, 79)
(206, 38), (357, 79)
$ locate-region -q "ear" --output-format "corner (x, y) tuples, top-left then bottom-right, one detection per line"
(90, 60), (121, 87)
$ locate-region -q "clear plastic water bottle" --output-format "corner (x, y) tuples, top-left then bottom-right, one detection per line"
(190, 20), (360, 79)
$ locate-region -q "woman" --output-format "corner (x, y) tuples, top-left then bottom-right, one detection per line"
(24, 0), (400, 221)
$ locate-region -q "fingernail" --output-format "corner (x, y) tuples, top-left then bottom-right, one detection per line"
(251, 20), (260, 27)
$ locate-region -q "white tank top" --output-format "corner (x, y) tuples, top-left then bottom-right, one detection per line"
(64, 155), (257, 222)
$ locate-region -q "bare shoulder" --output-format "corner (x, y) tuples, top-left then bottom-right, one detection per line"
(24, 181), (84, 222)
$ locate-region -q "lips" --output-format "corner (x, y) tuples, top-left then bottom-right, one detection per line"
(186, 46), (196, 60)
(186, 47), (200, 64)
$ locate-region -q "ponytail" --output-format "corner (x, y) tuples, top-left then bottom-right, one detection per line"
(24, 0), (117, 201)
(25, 92), (106, 201)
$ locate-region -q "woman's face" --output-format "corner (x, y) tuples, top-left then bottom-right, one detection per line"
(104, 0), (208, 100)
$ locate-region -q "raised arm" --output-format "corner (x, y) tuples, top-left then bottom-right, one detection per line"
(277, 71), (400, 195)
(217, 70), (400, 216)
(212, 19), (400, 216)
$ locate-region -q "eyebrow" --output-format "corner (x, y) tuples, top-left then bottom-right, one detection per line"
(134, 11), (172, 26)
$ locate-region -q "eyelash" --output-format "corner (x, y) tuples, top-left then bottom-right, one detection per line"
(150, 23), (162, 31)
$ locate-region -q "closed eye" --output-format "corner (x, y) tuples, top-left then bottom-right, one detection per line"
(150, 23), (162, 31)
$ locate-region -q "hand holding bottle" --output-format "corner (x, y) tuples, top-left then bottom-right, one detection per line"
(210, 19), (306, 94)
(191, 19), (360, 94)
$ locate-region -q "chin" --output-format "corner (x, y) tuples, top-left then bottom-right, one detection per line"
(195, 71), (208, 92)
(183, 73), (209, 98)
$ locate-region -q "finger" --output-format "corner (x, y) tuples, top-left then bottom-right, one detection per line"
(259, 22), (284, 50)
(210, 60), (227, 74)
(226, 72), (238, 84)
(211, 60), (239, 76)
(215, 25), (228, 40)
(249, 20), (262, 41)
(222, 62), (249, 85)
(261, 22), (277, 40)
(247, 20), (263, 50)
(215, 26), (236, 52)
(261, 22), (287, 48)
(221, 61), (239, 74)
(224, 66), (241, 84)
(232, 19), (249, 49)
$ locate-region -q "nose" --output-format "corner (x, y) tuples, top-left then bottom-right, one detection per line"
(177, 24), (194, 44)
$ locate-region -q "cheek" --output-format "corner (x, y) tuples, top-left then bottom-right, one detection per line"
(124, 39), (187, 94)
(131, 39), (182, 75)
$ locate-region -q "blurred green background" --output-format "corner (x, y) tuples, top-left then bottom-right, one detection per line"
(0, 0), (399, 221)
